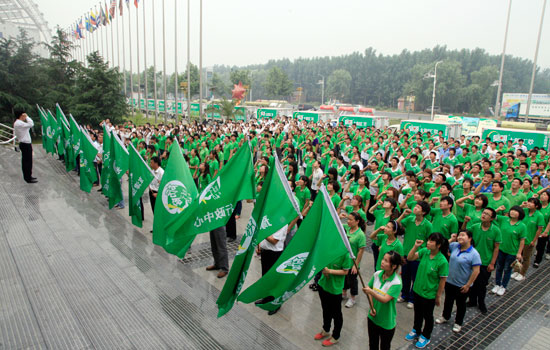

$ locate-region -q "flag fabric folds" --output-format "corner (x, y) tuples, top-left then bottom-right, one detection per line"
(152, 142), (198, 248)
(37, 106), (48, 149)
(101, 125), (111, 196)
(79, 129), (99, 193)
(108, 132), (129, 209)
(44, 110), (58, 155)
(237, 186), (354, 311)
(128, 143), (154, 227)
(216, 153), (301, 317)
(163, 142), (256, 258)
(68, 114), (81, 171)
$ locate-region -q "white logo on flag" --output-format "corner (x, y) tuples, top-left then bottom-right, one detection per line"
(199, 177), (221, 203)
(236, 217), (256, 256)
(260, 216), (272, 230)
(276, 253), (309, 275)
(162, 180), (193, 214)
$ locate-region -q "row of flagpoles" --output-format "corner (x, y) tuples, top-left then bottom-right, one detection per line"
(64, 0), (198, 123)
(36, 102), (361, 318)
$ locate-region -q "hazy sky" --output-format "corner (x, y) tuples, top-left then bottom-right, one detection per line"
(36, 0), (550, 72)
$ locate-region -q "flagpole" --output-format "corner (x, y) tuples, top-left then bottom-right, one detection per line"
(143, 0), (148, 119)
(121, 4), (127, 106)
(136, 1), (141, 117)
(128, 1), (134, 116)
(199, 0), (203, 120)
(104, 10), (108, 63)
(162, 0), (167, 123)
(152, 0), (158, 123)
(95, 6), (100, 54)
(110, 4), (115, 67)
(116, 3), (120, 70)
(174, 0), (178, 122)
(525, 0), (547, 121)
(187, 0), (191, 121)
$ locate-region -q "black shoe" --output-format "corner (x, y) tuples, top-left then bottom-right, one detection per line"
(533, 263), (540, 268)
(97, 188), (103, 192)
(479, 305), (488, 314)
(26, 179), (38, 183)
(268, 307), (281, 316)
(309, 283), (319, 292)
(30, 177), (37, 180)
(227, 237), (236, 242)
(255, 296), (275, 305)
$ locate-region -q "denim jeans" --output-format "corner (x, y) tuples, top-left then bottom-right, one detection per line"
(495, 251), (516, 288)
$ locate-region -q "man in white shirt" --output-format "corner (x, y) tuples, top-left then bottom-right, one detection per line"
(13, 111), (37, 183)
(148, 156), (164, 214)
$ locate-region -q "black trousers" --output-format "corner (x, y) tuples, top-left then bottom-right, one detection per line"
(210, 226), (229, 272)
(413, 292), (436, 339)
(149, 190), (157, 214)
(371, 243), (380, 271)
(535, 236), (549, 264)
(367, 318), (395, 350)
(469, 265), (490, 309)
(260, 249), (282, 276)
(19, 142), (33, 181)
(344, 270), (359, 296)
(442, 283), (468, 325)
(318, 285), (343, 340)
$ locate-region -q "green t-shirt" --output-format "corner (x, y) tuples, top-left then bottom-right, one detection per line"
(470, 223), (502, 265)
(503, 190), (527, 208)
(496, 216), (527, 255)
(486, 193), (511, 216)
(208, 159), (220, 175)
(464, 203), (484, 229)
(330, 193), (342, 209)
(368, 271), (402, 330)
(373, 209), (392, 239)
(375, 234), (404, 271)
(345, 206), (367, 221)
(401, 215), (432, 255)
(540, 204), (550, 224)
(413, 248), (449, 299)
(189, 156), (200, 177)
(430, 208), (459, 239)
(350, 184), (371, 206)
(198, 173), (211, 191)
(318, 254), (353, 295)
(522, 209), (545, 244)
(344, 226), (367, 258)
(294, 186), (311, 211)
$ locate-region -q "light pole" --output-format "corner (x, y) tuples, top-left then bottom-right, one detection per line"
(427, 61), (443, 121)
(495, 0), (513, 118)
(318, 75), (325, 105)
(525, 0), (547, 122)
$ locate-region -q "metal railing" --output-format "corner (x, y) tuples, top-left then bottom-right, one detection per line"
(0, 122), (17, 149)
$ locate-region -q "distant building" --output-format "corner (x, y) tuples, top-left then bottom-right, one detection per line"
(0, 0), (52, 57)
(398, 95), (415, 111)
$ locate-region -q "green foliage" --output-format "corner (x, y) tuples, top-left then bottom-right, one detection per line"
(264, 67), (294, 99)
(219, 98), (236, 120)
(71, 52), (127, 125)
(327, 69), (352, 102)
(229, 69), (251, 86)
(209, 72), (229, 97)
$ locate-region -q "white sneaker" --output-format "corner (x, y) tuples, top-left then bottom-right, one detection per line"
(407, 302), (414, 309)
(490, 285), (500, 294)
(435, 317), (448, 324)
(545, 253), (550, 260)
(452, 324), (462, 333)
(514, 274), (525, 281)
(497, 286), (506, 296)
(345, 298), (356, 308)
(397, 297), (406, 303)
(511, 272), (519, 279)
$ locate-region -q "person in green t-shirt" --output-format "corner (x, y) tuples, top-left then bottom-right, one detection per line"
(467, 207), (501, 314)
(405, 233), (449, 347)
(197, 162), (211, 191)
(341, 212), (367, 308)
(370, 221), (404, 271)
(396, 201), (433, 307)
(315, 253), (353, 347)
(430, 197), (459, 239)
(493, 206), (526, 295)
(516, 198), (544, 280)
(363, 251), (403, 350)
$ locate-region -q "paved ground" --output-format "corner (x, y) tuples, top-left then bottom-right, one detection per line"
(1, 145), (549, 350)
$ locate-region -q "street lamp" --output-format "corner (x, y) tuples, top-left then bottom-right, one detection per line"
(425, 61), (443, 121)
(318, 75), (325, 105)
(495, 0), (513, 118)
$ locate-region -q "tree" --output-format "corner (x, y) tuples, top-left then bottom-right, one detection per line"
(71, 52), (127, 125)
(264, 67), (294, 99)
(219, 97), (237, 120)
(229, 69), (251, 86)
(327, 69), (352, 102)
(209, 72), (229, 97)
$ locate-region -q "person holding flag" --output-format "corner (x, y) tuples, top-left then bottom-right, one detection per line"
(362, 251), (403, 350)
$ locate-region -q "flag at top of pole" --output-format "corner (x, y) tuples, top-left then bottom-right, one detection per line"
(135, 0), (139, 8)
(119, 0), (123, 15)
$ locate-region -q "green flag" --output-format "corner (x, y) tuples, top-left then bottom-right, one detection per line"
(56, 104), (71, 162)
(79, 129), (99, 193)
(237, 186), (354, 311)
(108, 132), (129, 209)
(128, 143), (154, 227)
(54, 104), (65, 156)
(216, 153), (301, 317)
(37, 105), (48, 149)
(164, 142), (256, 258)
(152, 142), (199, 248)
(68, 114), (81, 171)
(45, 109), (57, 155)
(101, 125), (111, 196)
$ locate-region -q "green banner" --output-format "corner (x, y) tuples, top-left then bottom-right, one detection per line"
(482, 128), (550, 150)
(400, 120), (449, 137)
(257, 108), (277, 119)
(339, 115), (374, 128)
(293, 111), (319, 123)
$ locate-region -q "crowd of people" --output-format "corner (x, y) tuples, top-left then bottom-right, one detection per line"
(18, 111), (550, 349)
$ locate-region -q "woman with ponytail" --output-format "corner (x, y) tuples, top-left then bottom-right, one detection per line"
(405, 233), (449, 348)
(342, 212), (367, 309)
